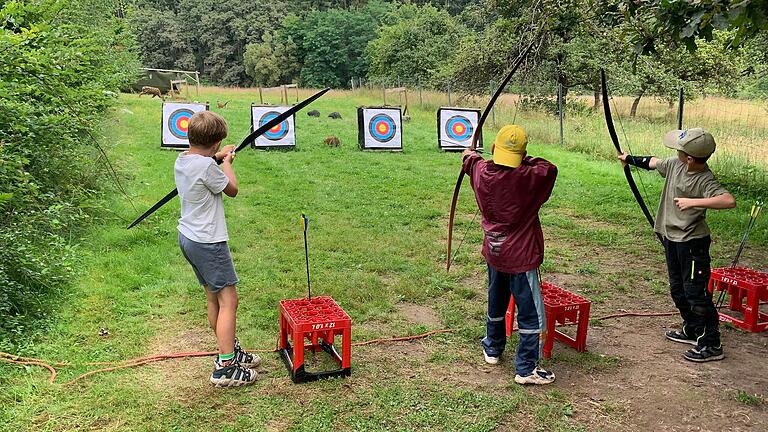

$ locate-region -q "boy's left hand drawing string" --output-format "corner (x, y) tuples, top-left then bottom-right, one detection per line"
(127, 88), (331, 229)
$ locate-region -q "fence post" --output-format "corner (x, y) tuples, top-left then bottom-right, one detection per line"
(490, 80), (496, 127)
(558, 83), (564, 146)
(418, 77), (423, 107)
(677, 86), (684, 129)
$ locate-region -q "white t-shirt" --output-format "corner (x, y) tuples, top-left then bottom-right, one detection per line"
(174, 153), (230, 243)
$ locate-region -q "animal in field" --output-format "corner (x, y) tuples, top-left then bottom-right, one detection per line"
(307, 110), (321, 117)
(217, 100), (230, 109)
(328, 112), (342, 119)
(403, 114), (411, 123)
(324, 136), (340, 147)
(138, 86), (164, 100)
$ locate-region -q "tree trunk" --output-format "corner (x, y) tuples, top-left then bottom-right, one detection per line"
(593, 85), (600, 110)
(630, 88), (645, 118)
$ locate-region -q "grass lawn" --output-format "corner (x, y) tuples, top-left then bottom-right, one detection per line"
(1, 87), (766, 431)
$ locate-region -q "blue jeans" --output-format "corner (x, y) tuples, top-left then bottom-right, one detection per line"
(481, 265), (545, 376)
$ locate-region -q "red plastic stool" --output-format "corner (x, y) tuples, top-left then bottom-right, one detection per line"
(708, 267), (768, 333)
(278, 296), (352, 383)
(505, 282), (591, 358)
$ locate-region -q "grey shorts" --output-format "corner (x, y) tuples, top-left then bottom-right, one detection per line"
(178, 232), (239, 293)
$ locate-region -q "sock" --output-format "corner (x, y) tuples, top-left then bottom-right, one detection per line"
(218, 352), (235, 365)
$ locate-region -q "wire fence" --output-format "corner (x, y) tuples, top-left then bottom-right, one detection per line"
(350, 76), (768, 197)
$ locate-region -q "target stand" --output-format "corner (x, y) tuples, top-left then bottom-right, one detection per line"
(278, 296), (352, 383)
(437, 107), (482, 152)
(357, 106), (403, 151)
(161, 102), (209, 149)
(250, 105), (296, 150)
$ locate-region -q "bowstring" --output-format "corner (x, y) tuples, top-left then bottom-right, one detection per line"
(610, 95), (657, 215)
(450, 2), (543, 266)
(451, 51), (532, 265)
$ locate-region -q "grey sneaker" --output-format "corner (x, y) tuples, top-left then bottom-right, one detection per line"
(514, 367), (555, 385)
(683, 345), (724, 362)
(210, 360), (257, 387)
(665, 328), (698, 345)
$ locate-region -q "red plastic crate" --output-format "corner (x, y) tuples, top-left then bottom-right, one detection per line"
(506, 282), (591, 358)
(278, 296), (352, 383)
(708, 267), (768, 333)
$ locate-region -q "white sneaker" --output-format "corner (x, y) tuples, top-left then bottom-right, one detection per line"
(210, 361), (257, 387)
(234, 338), (261, 368)
(514, 367), (555, 385)
(483, 350), (500, 365)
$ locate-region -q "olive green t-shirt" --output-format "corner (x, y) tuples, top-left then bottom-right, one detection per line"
(655, 157), (729, 242)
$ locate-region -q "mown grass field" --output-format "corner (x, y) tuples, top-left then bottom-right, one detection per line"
(1, 87), (766, 431)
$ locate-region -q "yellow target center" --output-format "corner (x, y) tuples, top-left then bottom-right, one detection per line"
(180, 119), (189, 129)
(377, 124), (388, 133)
(455, 124), (465, 134)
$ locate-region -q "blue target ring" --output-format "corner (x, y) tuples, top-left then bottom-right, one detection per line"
(445, 115), (473, 142)
(168, 109), (194, 139)
(368, 113), (397, 143)
(259, 111), (290, 140)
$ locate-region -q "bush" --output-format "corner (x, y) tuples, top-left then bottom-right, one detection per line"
(0, 0), (139, 350)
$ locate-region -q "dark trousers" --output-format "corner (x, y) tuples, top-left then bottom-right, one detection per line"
(481, 265), (545, 376)
(664, 236), (720, 347)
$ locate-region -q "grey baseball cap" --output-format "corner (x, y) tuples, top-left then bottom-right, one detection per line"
(662, 128), (716, 158)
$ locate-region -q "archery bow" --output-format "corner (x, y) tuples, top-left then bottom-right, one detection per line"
(446, 41), (536, 272)
(600, 70), (663, 244)
(127, 87), (331, 229)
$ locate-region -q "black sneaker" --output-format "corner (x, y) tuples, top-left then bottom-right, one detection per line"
(683, 345), (724, 363)
(210, 361), (257, 387)
(234, 338), (261, 368)
(665, 329), (698, 345)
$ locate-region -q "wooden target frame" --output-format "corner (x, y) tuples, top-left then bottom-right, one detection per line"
(161, 102), (209, 149)
(437, 107), (483, 152)
(357, 106), (403, 151)
(250, 105), (296, 150)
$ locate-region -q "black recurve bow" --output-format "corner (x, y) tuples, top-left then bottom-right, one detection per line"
(446, 41), (536, 271)
(600, 70), (663, 244)
(127, 87), (331, 229)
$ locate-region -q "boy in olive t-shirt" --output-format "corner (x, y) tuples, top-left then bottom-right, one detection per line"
(619, 128), (736, 362)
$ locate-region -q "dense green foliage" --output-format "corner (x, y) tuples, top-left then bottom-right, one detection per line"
(366, 4), (467, 86)
(128, 0), (768, 101)
(0, 0), (139, 349)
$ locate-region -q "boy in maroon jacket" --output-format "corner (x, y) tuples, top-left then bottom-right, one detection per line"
(462, 125), (558, 385)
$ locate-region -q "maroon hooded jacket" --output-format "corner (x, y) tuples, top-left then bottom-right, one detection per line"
(463, 153), (558, 274)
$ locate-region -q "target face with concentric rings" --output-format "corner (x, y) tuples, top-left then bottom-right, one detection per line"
(368, 113), (397, 143)
(438, 108), (481, 151)
(162, 102), (208, 148)
(168, 109), (194, 139)
(359, 107), (402, 150)
(259, 111), (290, 140)
(251, 105), (296, 148)
(445, 115), (473, 141)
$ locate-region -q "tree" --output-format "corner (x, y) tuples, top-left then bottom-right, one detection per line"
(243, 32), (300, 87)
(367, 3), (468, 87)
(605, 0), (768, 54)
(283, 2), (389, 88)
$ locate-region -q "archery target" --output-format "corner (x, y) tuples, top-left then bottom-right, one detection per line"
(161, 102), (208, 148)
(438, 108), (482, 151)
(251, 105), (295, 148)
(358, 107), (402, 150)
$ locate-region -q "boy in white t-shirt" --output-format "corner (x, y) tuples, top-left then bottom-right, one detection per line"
(175, 111), (260, 387)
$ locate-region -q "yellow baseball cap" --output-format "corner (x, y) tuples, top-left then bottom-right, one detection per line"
(493, 125), (528, 168)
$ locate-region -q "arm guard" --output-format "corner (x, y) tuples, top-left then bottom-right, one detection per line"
(626, 155), (653, 170)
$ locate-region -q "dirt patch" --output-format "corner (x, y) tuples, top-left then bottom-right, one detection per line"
(396, 303), (442, 327)
(553, 315), (768, 431)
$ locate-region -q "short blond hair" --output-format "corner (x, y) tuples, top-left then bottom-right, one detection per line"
(188, 111), (228, 148)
